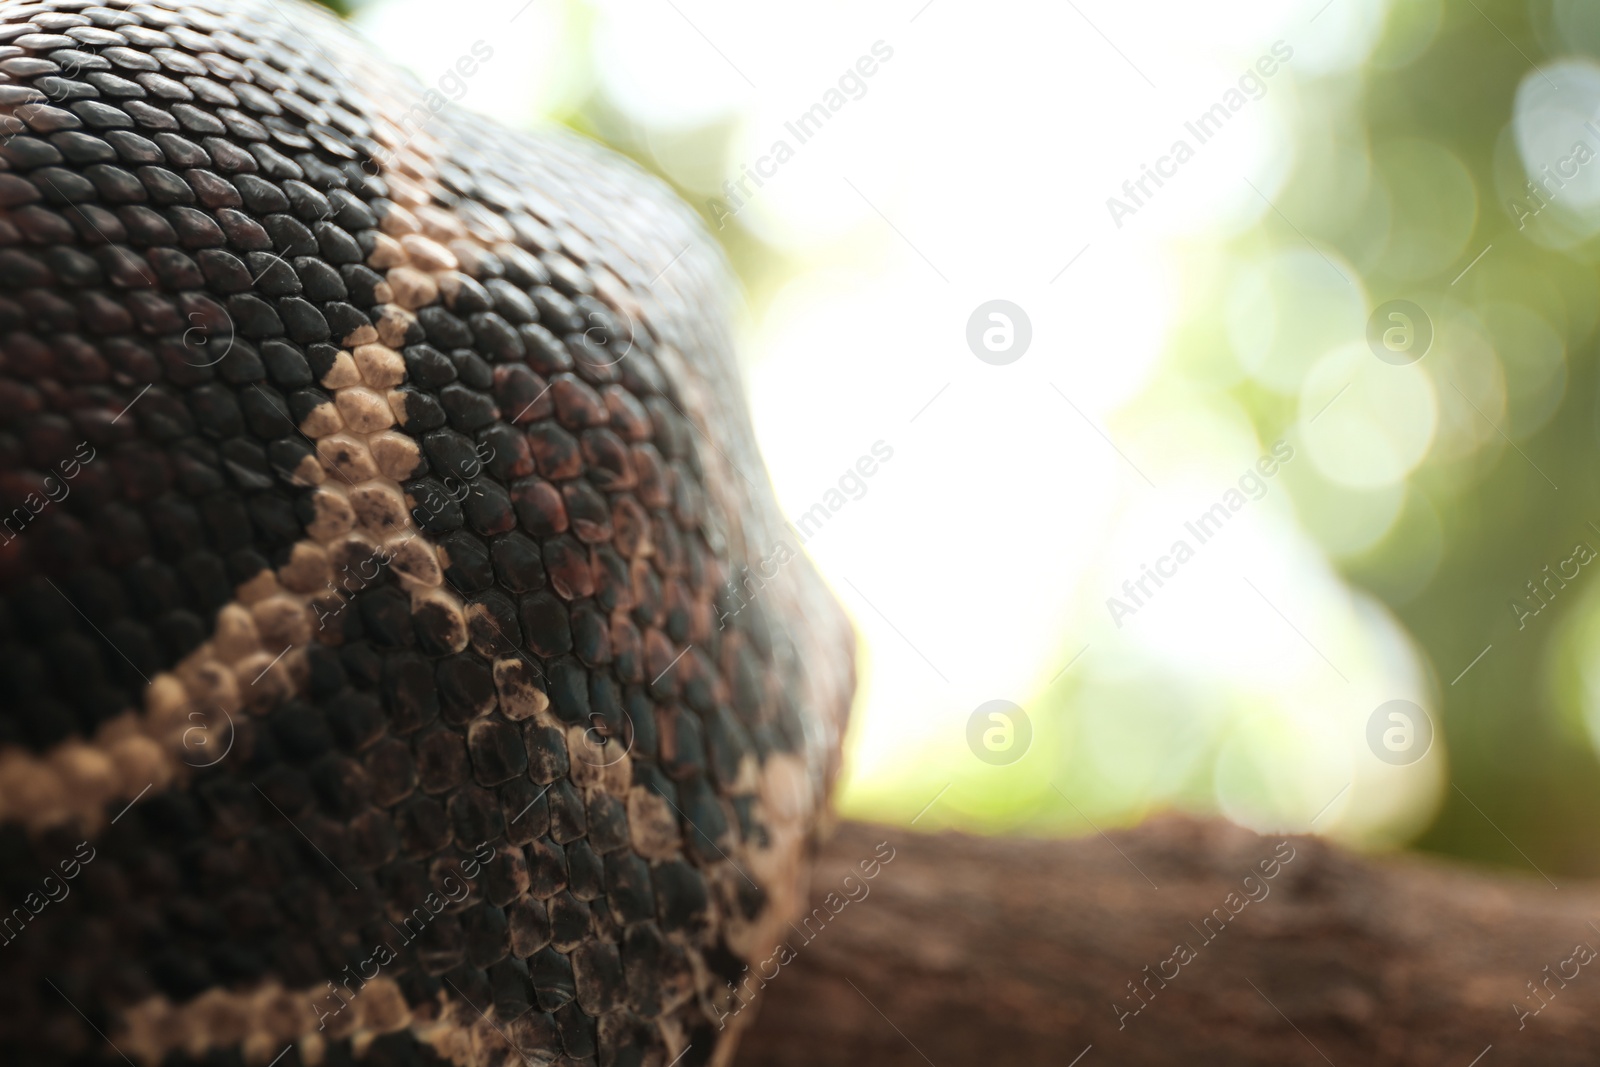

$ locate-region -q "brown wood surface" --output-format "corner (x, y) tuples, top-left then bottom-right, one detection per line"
(734, 817), (1600, 1066)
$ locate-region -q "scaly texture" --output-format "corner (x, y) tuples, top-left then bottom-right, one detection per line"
(0, 1), (855, 1064)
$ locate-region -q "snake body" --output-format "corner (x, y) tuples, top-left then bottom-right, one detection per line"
(0, 1), (855, 1063)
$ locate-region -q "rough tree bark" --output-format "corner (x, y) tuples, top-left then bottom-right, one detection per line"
(735, 817), (1600, 1066)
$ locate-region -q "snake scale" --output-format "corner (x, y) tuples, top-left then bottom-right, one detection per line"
(0, 0), (856, 1063)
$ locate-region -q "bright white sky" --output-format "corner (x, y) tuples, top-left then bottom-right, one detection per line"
(354, 0), (1466, 848)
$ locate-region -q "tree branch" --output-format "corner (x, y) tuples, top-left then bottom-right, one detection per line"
(736, 817), (1600, 1066)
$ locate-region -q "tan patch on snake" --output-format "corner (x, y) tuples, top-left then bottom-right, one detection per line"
(111, 972), (706, 1067)
(115, 977), (413, 1066)
(0, 338), (507, 836)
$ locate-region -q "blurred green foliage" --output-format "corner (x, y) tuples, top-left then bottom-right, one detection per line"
(1251, 0), (1600, 874)
(564, 0), (1600, 875)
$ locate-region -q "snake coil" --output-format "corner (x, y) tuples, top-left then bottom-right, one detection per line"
(0, 1), (854, 1063)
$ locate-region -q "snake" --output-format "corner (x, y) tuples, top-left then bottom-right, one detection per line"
(0, 0), (856, 1063)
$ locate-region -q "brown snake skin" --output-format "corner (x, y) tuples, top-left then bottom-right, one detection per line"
(0, 0), (856, 1063)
